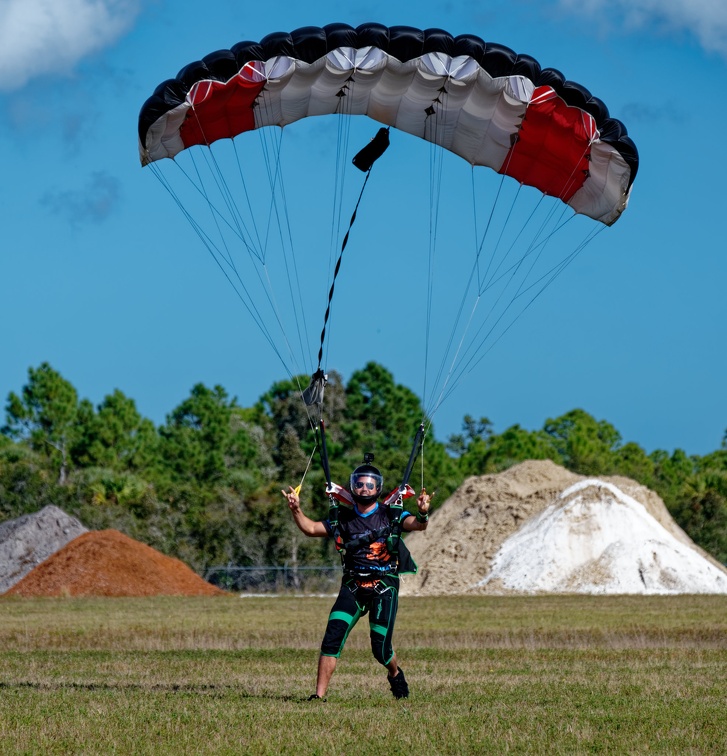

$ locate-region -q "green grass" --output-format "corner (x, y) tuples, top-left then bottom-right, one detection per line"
(0, 594), (725, 754)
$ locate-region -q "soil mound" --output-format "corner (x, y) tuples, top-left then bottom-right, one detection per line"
(402, 460), (727, 596)
(0, 505), (88, 594)
(4, 529), (226, 597)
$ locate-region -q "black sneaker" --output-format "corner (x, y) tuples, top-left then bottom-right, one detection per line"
(387, 668), (409, 699)
(307, 694), (326, 702)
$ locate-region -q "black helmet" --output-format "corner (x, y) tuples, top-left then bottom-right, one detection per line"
(349, 457), (383, 506)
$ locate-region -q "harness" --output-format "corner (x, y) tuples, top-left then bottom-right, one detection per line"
(317, 418), (425, 577)
(327, 485), (413, 558)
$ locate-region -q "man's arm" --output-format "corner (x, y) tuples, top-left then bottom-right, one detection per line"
(401, 487), (432, 532)
(281, 486), (329, 537)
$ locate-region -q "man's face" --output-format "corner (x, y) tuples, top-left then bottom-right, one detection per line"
(352, 476), (379, 495)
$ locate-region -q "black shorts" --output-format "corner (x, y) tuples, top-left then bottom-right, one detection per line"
(320, 573), (400, 665)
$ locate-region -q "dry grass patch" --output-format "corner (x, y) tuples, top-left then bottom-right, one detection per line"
(0, 594), (725, 753)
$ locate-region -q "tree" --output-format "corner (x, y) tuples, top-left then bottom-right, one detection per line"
(612, 442), (655, 486)
(671, 471), (727, 564)
(159, 384), (236, 484)
(72, 389), (158, 472)
(344, 362), (424, 475)
(447, 414), (493, 457)
(543, 409), (621, 475)
(456, 422), (558, 476)
(2, 363), (79, 484)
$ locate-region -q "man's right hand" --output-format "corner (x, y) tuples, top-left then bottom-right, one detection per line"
(282, 485), (301, 511)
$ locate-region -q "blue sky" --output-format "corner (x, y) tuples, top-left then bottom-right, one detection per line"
(1, 0), (726, 456)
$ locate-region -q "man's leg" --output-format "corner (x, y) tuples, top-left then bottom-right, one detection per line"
(385, 653), (399, 678)
(315, 654), (337, 698)
(311, 580), (362, 699)
(369, 577), (409, 698)
(369, 577), (399, 667)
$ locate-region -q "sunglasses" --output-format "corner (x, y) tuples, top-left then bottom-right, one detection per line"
(354, 481), (377, 491)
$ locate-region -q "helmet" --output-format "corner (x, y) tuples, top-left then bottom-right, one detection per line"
(349, 460), (383, 506)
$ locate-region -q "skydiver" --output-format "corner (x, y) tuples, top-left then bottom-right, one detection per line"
(282, 458), (431, 701)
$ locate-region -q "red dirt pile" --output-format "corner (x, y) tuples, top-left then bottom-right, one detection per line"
(4, 529), (226, 598)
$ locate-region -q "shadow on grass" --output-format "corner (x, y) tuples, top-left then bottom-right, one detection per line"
(0, 680), (301, 701)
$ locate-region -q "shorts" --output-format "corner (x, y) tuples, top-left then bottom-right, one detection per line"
(320, 573), (400, 665)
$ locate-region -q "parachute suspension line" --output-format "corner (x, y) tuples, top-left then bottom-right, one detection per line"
(425, 295), (482, 421)
(257, 128), (314, 376)
(153, 150), (259, 262)
(258, 126), (290, 261)
(314, 167), (374, 374)
(147, 162), (296, 380)
(421, 102), (448, 413)
(214, 92), (307, 374)
(191, 137), (306, 377)
(425, 180), (530, 417)
(511, 218), (601, 302)
(152, 139), (310, 382)
(431, 203), (573, 414)
(434, 231), (602, 411)
(331, 95), (355, 254)
(476, 173), (511, 292)
(477, 183), (524, 294)
(477, 193), (546, 297)
(185, 108), (264, 264)
(324, 98), (355, 371)
(422, 166), (511, 418)
(189, 148), (257, 279)
(478, 201), (574, 302)
(422, 165), (482, 419)
(420, 91), (480, 415)
(175, 148), (256, 261)
(423, 168), (585, 421)
(471, 193), (558, 342)
(231, 139), (265, 258)
(294, 441), (318, 497)
(433, 223), (606, 412)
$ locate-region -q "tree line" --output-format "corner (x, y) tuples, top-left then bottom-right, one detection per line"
(1, 361), (725, 572)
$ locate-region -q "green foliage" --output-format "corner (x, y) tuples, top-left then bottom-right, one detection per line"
(543, 408), (621, 475)
(455, 421), (558, 476)
(2, 362), (79, 484)
(0, 443), (67, 519)
(670, 471), (727, 564)
(2, 361), (727, 569)
(72, 390), (159, 472)
(159, 383), (233, 483)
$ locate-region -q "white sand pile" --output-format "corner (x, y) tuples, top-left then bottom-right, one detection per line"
(402, 460), (727, 596)
(0, 505), (88, 594)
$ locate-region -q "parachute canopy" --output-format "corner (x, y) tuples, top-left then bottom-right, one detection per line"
(139, 22), (638, 225)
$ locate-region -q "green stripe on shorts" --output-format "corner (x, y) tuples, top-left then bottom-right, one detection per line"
(329, 610), (356, 624)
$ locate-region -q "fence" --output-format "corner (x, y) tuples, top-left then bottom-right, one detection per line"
(204, 565), (341, 594)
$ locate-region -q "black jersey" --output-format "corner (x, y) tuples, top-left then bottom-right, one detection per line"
(324, 502), (413, 577)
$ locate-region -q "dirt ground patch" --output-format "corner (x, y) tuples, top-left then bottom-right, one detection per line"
(5, 529), (226, 598)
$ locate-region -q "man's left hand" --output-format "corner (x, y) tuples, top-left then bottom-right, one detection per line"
(417, 487), (433, 513)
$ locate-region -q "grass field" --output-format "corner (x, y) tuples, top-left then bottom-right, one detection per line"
(0, 593), (725, 754)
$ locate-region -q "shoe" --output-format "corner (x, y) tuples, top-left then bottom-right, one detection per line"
(307, 694), (326, 701)
(387, 668), (409, 699)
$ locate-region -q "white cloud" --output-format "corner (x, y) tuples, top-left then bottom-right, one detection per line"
(558, 0), (727, 59)
(0, 0), (141, 92)
(42, 171), (122, 226)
